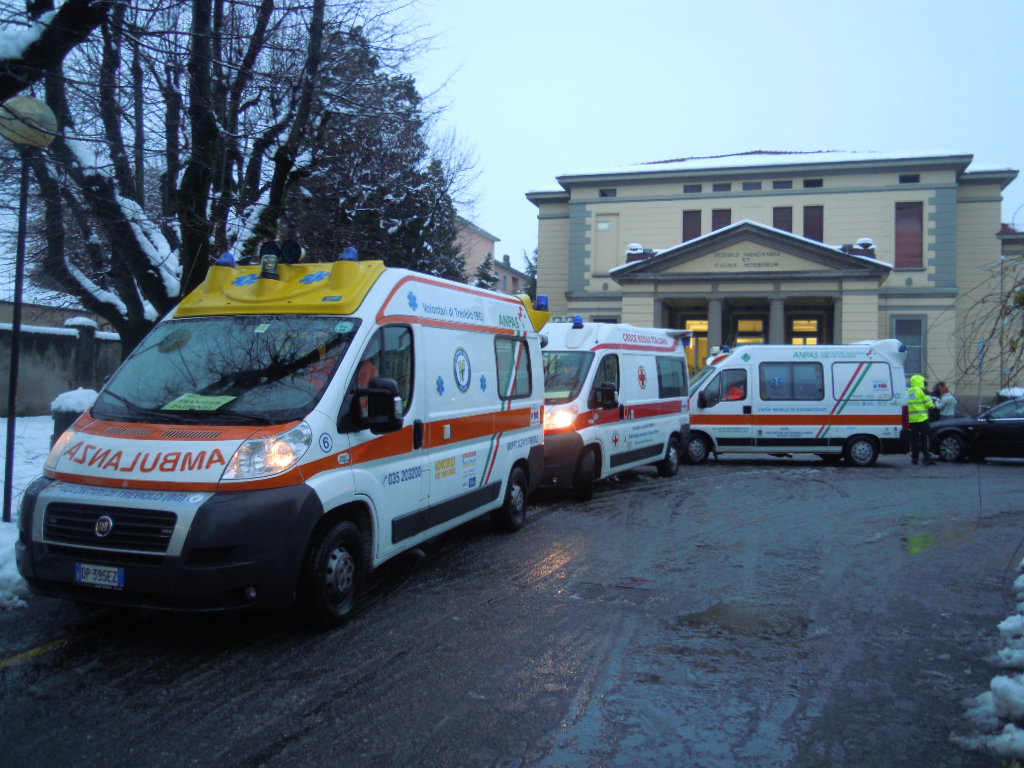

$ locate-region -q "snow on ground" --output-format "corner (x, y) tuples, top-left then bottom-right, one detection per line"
(956, 562), (1024, 758)
(0, 415), (53, 609)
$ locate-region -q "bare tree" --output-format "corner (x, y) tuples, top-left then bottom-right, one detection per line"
(953, 256), (1024, 393)
(3, 0), (468, 352)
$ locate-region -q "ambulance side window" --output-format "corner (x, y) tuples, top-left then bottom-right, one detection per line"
(345, 325), (413, 427)
(495, 337), (532, 399)
(760, 362), (824, 401)
(656, 356), (688, 398)
(588, 355), (619, 408)
(702, 369), (746, 407)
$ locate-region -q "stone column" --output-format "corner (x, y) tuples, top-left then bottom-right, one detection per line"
(708, 298), (723, 349)
(769, 298), (786, 344)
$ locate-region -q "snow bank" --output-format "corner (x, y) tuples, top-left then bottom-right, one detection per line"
(958, 559), (1024, 758)
(51, 388), (97, 413)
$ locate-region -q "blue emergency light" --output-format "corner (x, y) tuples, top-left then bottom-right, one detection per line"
(572, 315), (584, 329)
(536, 295), (549, 311)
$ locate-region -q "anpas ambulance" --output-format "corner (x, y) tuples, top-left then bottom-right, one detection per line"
(686, 339), (910, 467)
(539, 319), (691, 499)
(16, 247), (550, 627)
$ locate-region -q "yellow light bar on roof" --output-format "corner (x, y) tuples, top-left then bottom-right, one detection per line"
(173, 259), (387, 317)
(517, 293), (551, 332)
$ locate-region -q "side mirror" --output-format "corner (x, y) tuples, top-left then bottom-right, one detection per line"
(359, 377), (404, 434)
(697, 389), (709, 409)
(597, 381), (618, 409)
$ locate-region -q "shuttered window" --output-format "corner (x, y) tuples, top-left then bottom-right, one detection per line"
(895, 202), (923, 268)
(803, 206), (823, 242)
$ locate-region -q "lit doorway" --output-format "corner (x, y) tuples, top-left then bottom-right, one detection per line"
(733, 317), (765, 345)
(789, 317), (821, 345)
(683, 319), (708, 373)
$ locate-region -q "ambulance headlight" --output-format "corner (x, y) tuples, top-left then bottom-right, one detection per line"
(222, 422), (312, 480)
(544, 405), (578, 431)
(43, 428), (75, 478)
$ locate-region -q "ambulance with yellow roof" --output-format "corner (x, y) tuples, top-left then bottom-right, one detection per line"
(15, 244), (550, 627)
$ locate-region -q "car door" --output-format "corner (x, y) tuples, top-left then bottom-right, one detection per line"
(691, 367), (754, 449)
(979, 400), (1024, 457)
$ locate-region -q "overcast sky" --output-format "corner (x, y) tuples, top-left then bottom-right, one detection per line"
(409, 0), (1024, 272)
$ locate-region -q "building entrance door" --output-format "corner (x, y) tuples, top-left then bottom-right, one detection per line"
(733, 317), (766, 346)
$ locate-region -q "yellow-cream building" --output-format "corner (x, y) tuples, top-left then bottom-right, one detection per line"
(527, 151), (1019, 410)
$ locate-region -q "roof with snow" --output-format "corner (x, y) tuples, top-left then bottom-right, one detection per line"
(610, 220), (893, 280)
(527, 150), (1019, 199)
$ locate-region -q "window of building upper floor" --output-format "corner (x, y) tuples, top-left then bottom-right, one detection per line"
(895, 202), (924, 269)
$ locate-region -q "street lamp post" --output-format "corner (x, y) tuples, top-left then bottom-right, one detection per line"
(1, 95), (57, 524)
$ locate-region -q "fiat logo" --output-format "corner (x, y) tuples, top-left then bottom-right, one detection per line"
(94, 515), (114, 538)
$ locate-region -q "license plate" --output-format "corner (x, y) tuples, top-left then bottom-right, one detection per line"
(75, 562), (125, 590)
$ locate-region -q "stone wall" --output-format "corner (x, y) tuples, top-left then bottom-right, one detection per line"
(0, 323), (122, 416)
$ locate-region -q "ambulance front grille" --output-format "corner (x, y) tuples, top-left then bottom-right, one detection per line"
(44, 503), (177, 553)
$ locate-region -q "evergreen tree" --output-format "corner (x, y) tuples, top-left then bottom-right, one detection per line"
(473, 253), (498, 290)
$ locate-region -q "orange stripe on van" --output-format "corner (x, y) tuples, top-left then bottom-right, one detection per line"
(51, 465), (307, 493)
(549, 400), (684, 434)
(72, 416), (301, 441)
(377, 275), (530, 333)
(691, 413), (903, 426)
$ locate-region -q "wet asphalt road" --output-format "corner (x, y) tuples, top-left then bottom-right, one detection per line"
(0, 455), (1022, 768)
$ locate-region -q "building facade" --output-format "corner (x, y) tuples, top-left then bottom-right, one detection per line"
(527, 152), (1019, 408)
(455, 217), (528, 296)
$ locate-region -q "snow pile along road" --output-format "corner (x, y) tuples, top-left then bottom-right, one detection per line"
(960, 559), (1024, 758)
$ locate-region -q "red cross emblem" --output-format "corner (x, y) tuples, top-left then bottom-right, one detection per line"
(637, 365), (648, 389)
(612, 432), (620, 447)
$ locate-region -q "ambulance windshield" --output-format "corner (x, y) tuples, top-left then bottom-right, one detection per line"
(91, 315), (361, 425)
(689, 365), (716, 392)
(542, 351), (594, 404)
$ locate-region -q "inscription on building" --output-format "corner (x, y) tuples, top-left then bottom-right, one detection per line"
(712, 250), (781, 270)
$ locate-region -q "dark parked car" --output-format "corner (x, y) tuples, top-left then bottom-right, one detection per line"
(929, 398), (1024, 461)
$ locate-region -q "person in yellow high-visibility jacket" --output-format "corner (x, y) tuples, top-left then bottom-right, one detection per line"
(907, 374), (937, 465)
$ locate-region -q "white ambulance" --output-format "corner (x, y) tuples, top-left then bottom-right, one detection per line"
(686, 339), (910, 466)
(539, 319), (691, 499)
(16, 248), (550, 627)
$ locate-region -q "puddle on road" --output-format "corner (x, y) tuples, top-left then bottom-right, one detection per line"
(673, 601), (811, 640)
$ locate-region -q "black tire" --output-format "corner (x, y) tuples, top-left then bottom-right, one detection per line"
(572, 449), (596, 501)
(490, 466), (528, 533)
(685, 434), (711, 465)
(299, 520), (366, 629)
(657, 436), (682, 478)
(842, 436), (878, 467)
(937, 433), (966, 462)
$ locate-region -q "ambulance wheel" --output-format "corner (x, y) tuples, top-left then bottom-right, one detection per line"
(686, 435), (711, 465)
(657, 436), (682, 478)
(300, 520), (365, 629)
(491, 466), (528, 533)
(573, 449), (596, 501)
(842, 437), (878, 467)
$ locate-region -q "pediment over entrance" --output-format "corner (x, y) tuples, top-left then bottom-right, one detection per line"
(611, 220), (891, 281)
(661, 239), (829, 274)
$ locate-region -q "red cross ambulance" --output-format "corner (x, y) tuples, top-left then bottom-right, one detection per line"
(16, 247), (550, 627)
(539, 319), (691, 499)
(686, 339), (910, 466)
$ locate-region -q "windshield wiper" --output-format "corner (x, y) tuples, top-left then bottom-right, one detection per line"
(95, 390), (191, 424)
